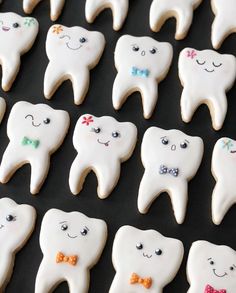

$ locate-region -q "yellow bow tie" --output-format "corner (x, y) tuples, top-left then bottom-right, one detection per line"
(56, 252), (78, 266)
(130, 272), (152, 289)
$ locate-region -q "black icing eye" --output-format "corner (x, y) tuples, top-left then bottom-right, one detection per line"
(196, 60), (206, 65)
(155, 249), (162, 256)
(61, 224), (68, 231)
(112, 131), (120, 138)
(150, 47), (157, 54)
(230, 266), (235, 271)
(180, 142), (188, 149)
(213, 62), (222, 68)
(161, 138), (169, 145)
(210, 260), (214, 265)
(13, 22), (20, 28)
(79, 37), (87, 43)
(132, 45), (139, 52)
(6, 215), (15, 222)
(80, 228), (88, 236)
(136, 243), (143, 250)
(43, 118), (50, 124)
(93, 127), (101, 133)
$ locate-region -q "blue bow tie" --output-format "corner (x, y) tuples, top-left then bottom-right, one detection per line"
(159, 165), (179, 177)
(131, 67), (150, 78)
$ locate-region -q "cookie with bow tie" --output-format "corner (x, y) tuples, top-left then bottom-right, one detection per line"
(112, 35), (173, 119)
(187, 240), (236, 293)
(138, 127), (204, 224)
(35, 208), (107, 293)
(0, 101), (70, 194)
(109, 225), (184, 293)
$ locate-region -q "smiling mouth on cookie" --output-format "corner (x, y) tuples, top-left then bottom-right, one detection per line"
(230, 150), (236, 153)
(67, 233), (78, 239)
(213, 269), (227, 278)
(0, 224), (4, 229)
(66, 42), (82, 51)
(143, 252), (152, 259)
(97, 139), (110, 147)
(204, 68), (215, 73)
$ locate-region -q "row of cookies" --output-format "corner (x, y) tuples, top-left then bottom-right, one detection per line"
(1, 197), (233, 292)
(0, 101), (234, 226)
(20, 0), (236, 51)
(1, 11), (234, 131)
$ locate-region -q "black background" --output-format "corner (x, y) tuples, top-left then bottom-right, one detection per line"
(1, 0), (236, 292)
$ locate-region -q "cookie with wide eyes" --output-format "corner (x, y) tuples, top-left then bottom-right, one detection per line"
(69, 114), (137, 199)
(44, 24), (105, 106)
(109, 225), (184, 293)
(85, 0), (129, 31)
(187, 240), (236, 292)
(112, 35), (173, 119)
(179, 47), (236, 131)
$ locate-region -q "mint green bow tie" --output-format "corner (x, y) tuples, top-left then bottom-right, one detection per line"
(22, 136), (40, 149)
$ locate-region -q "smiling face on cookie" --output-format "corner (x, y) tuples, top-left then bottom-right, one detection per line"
(7, 101), (70, 151)
(0, 12), (38, 53)
(142, 127), (203, 179)
(179, 48), (236, 89)
(73, 114), (137, 159)
(115, 35), (173, 78)
(0, 198), (36, 253)
(46, 25), (105, 66)
(112, 226), (184, 287)
(187, 241), (236, 291)
(40, 209), (107, 267)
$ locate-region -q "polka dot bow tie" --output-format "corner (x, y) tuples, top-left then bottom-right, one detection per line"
(131, 66), (150, 78)
(205, 284), (226, 293)
(159, 165), (179, 177)
(56, 252), (78, 266)
(130, 272), (152, 289)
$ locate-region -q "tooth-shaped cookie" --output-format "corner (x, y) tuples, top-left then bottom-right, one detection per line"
(109, 225), (184, 293)
(179, 48), (236, 131)
(69, 114), (137, 199)
(35, 208), (107, 293)
(112, 35), (173, 119)
(150, 0), (202, 40)
(23, 0), (65, 21)
(138, 127), (203, 224)
(85, 0), (129, 31)
(0, 101), (70, 194)
(0, 12), (38, 91)
(44, 24), (105, 105)
(187, 240), (236, 292)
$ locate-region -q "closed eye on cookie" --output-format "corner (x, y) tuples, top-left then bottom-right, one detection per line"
(59, 34), (71, 40)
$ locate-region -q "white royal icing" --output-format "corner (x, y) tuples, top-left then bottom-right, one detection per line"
(150, 0), (202, 40)
(112, 35), (173, 119)
(0, 12), (38, 92)
(187, 240), (236, 293)
(211, 0), (236, 49)
(0, 101), (70, 194)
(211, 137), (236, 225)
(138, 127), (204, 224)
(23, 0), (65, 21)
(179, 48), (236, 131)
(44, 24), (105, 105)
(69, 114), (137, 199)
(85, 0), (129, 31)
(0, 197), (36, 291)
(109, 225), (184, 293)
(35, 208), (107, 293)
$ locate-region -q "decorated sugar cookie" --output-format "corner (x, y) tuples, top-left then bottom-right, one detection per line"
(211, 0), (236, 49)
(138, 127), (203, 224)
(179, 48), (236, 131)
(109, 225), (184, 293)
(23, 0), (65, 21)
(211, 137), (236, 225)
(0, 12), (38, 92)
(44, 25), (105, 105)
(85, 0), (129, 31)
(35, 208), (107, 293)
(187, 240), (236, 292)
(0, 101), (70, 194)
(69, 114), (137, 198)
(112, 35), (173, 119)
(150, 0), (202, 40)
(0, 197), (36, 291)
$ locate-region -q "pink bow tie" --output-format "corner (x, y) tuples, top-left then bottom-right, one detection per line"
(205, 284), (226, 293)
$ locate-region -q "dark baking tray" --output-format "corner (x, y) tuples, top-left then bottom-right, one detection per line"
(1, 0), (236, 292)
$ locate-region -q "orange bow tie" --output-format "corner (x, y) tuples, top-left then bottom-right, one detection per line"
(56, 252), (78, 266)
(130, 272), (152, 289)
